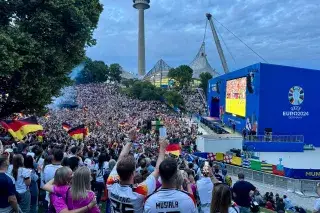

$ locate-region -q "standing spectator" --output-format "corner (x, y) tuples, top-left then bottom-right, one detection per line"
(210, 184), (239, 213)
(68, 167), (100, 213)
(213, 164), (223, 182)
(43, 166), (97, 213)
(10, 154), (31, 213)
(24, 155), (39, 213)
(313, 183), (320, 213)
(107, 133), (167, 213)
(144, 158), (197, 213)
(42, 149), (63, 210)
(232, 173), (256, 213)
(93, 153), (108, 204)
(196, 163), (214, 213)
(0, 156), (19, 213)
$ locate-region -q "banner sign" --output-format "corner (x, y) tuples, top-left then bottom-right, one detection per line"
(284, 168), (320, 180)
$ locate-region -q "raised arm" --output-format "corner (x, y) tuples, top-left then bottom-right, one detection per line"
(117, 128), (136, 162)
(151, 139), (168, 179)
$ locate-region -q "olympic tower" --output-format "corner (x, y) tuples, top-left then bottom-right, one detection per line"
(133, 0), (150, 76)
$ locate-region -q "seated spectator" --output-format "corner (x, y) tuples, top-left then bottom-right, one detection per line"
(276, 198), (285, 213)
(253, 191), (265, 206)
(265, 201), (275, 211)
(283, 195), (294, 211)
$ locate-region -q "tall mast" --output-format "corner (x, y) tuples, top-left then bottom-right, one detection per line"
(206, 13), (229, 73)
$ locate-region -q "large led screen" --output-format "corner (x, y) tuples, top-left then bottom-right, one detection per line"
(225, 77), (247, 117)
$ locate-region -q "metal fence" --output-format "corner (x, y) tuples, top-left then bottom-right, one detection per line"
(224, 163), (318, 197)
(245, 135), (304, 143)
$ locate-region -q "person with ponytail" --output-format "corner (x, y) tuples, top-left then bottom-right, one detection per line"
(10, 154), (31, 213)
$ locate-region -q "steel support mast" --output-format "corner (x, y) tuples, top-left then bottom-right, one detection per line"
(206, 13), (229, 73)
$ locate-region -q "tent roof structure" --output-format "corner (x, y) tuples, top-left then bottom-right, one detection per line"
(189, 42), (221, 79)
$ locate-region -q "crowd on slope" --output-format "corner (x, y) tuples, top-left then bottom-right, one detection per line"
(180, 89), (207, 116)
(0, 83), (318, 213)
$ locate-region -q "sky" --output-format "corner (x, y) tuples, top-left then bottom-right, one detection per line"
(86, 0), (320, 74)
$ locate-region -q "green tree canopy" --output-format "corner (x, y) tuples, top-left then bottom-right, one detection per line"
(121, 78), (138, 88)
(76, 59), (109, 84)
(168, 65), (193, 88)
(164, 91), (185, 107)
(109, 63), (122, 83)
(199, 72), (213, 96)
(123, 80), (184, 107)
(0, 0), (103, 118)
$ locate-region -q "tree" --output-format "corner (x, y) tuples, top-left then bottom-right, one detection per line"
(168, 65), (193, 89)
(164, 91), (185, 107)
(199, 72), (213, 96)
(76, 59), (109, 84)
(109, 63), (122, 83)
(0, 0), (103, 118)
(121, 78), (138, 88)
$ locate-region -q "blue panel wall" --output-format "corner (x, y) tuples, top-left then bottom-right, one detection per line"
(259, 64), (320, 146)
(207, 63), (261, 133)
(243, 141), (304, 152)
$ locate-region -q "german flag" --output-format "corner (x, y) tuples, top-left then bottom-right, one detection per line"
(67, 125), (88, 140)
(62, 123), (71, 131)
(165, 143), (181, 157)
(0, 116), (43, 141)
(36, 130), (44, 142)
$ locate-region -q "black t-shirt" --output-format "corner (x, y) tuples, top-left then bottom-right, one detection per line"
(0, 173), (16, 208)
(233, 180), (256, 207)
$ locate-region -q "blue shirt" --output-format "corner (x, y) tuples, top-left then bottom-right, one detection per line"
(0, 173), (16, 208)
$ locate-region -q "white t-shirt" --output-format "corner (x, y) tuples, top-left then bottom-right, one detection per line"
(94, 162), (108, 182)
(144, 189), (197, 213)
(314, 198), (320, 212)
(7, 167), (31, 194)
(42, 164), (62, 201)
(196, 177), (213, 204)
(107, 165), (156, 213)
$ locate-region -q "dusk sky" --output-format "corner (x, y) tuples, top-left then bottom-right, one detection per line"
(86, 0), (320, 74)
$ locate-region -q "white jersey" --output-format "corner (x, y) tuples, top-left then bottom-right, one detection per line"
(107, 165), (156, 213)
(144, 189), (197, 213)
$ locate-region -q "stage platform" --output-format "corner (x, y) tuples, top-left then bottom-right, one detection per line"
(199, 116), (241, 135)
(196, 116), (320, 173)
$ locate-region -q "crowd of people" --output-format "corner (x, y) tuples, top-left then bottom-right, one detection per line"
(0, 83), (318, 213)
(180, 89), (207, 116)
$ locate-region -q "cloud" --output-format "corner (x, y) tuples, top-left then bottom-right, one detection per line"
(86, 0), (320, 74)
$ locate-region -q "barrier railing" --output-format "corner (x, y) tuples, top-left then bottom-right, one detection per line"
(224, 163), (318, 196)
(245, 135), (304, 143)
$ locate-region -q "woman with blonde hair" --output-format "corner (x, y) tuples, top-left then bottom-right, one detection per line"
(210, 184), (239, 213)
(43, 166), (97, 213)
(68, 167), (100, 213)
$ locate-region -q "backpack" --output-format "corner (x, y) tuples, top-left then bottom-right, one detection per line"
(48, 187), (70, 213)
